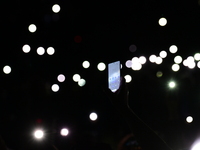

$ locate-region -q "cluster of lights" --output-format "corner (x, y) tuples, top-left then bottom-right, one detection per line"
(22, 44), (55, 55)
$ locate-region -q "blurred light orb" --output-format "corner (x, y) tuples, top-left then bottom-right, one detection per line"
(191, 139), (200, 150)
(57, 74), (65, 82)
(186, 116), (193, 123)
(89, 112), (98, 121)
(168, 81), (176, 88)
(73, 74), (81, 82)
(22, 44), (31, 53)
(174, 56), (182, 64)
(159, 50), (167, 58)
(155, 57), (163, 64)
(3, 65), (11, 74)
(60, 128), (69, 136)
(172, 64), (180, 72)
(125, 60), (132, 68)
(78, 79), (86, 87)
(52, 4), (61, 13)
(132, 62), (142, 71)
(156, 71), (163, 78)
(183, 59), (188, 66)
(51, 84), (59, 92)
(149, 55), (157, 63)
(197, 61), (200, 68)
(37, 47), (45, 55)
(129, 44), (137, 52)
(169, 45), (178, 54)
(124, 75), (132, 83)
(47, 47), (55, 55)
(139, 56), (146, 64)
(82, 61), (90, 69)
(28, 24), (37, 33)
(194, 53), (200, 61)
(34, 130), (44, 139)
(158, 17), (167, 26)
(188, 61), (196, 69)
(97, 62), (106, 71)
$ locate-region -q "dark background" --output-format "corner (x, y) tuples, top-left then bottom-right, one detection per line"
(1, 0), (200, 150)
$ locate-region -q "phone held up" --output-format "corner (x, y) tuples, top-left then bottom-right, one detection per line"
(108, 61), (121, 92)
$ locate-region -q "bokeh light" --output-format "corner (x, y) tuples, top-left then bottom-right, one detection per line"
(197, 61), (200, 68)
(159, 50), (167, 58)
(187, 56), (196, 69)
(22, 44), (31, 53)
(125, 60), (132, 68)
(191, 139), (200, 150)
(158, 17), (167, 26)
(186, 116), (193, 123)
(174, 56), (182, 64)
(97, 62), (106, 71)
(168, 81), (176, 89)
(60, 128), (69, 136)
(52, 4), (61, 13)
(89, 112), (98, 121)
(124, 75), (132, 83)
(34, 129), (44, 139)
(57, 74), (65, 82)
(47, 47), (55, 55)
(51, 84), (59, 92)
(129, 44), (137, 52)
(73, 74), (81, 82)
(28, 24), (37, 33)
(132, 62), (142, 70)
(194, 53), (200, 61)
(172, 64), (180, 72)
(169, 45), (178, 54)
(82, 61), (90, 69)
(156, 71), (163, 78)
(3, 65), (11, 74)
(155, 57), (163, 64)
(149, 55), (157, 63)
(37, 47), (45, 55)
(78, 79), (86, 87)
(139, 56), (146, 64)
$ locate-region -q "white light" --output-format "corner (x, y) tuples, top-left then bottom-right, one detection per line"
(183, 59), (188, 66)
(197, 61), (200, 68)
(187, 56), (195, 62)
(60, 128), (69, 136)
(51, 84), (59, 92)
(34, 130), (44, 139)
(132, 57), (139, 63)
(139, 56), (146, 64)
(168, 81), (176, 88)
(149, 55), (157, 63)
(132, 62), (142, 70)
(73, 74), (81, 82)
(159, 50), (167, 58)
(57, 74), (65, 82)
(28, 24), (37, 33)
(188, 62), (196, 69)
(172, 64), (180, 72)
(169, 45), (178, 54)
(47, 47), (55, 55)
(155, 57), (163, 64)
(82, 61), (90, 69)
(174, 56), (182, 64)
(89, 112), (98, 121)
(186, 116), (193, 123)
(194, 53), (200, 61)
(52, 4), (61, 13)
(3, 65), (11, 74)
(158, 17), (167, 26)
(191, 139), (200, 150)
(124, 75), (132, 83)
(125, 60), (132, 68)
(97, 62), (106, 71)
(22, 44), (31, 53)
(37, 47), (45, 55)
(78, 79), (86, 87)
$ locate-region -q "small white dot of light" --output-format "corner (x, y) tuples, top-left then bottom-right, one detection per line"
(168, 81), (176, 88)
(188, 61), (196, 69)
(158, 17), (167, 26)
(121, 64), (123, 69)
(97, 62), (106, 71)
(174, 56), (182, 64)
(82, 61), (90, 69)
(186, 116), (193, 123)
(149, 55), (157, 63)
(52, 4), (61, 13)
(34, 130), (44, 139)
(169, 45), (178, 54)
(3, 65), (11, 74)
(139, 56), (146, 64)
(47, 47), (55, 55)
(155, 57), (163, 64)
(57, 74), (65, 82)
(132, 62), (142, 71)
(28, 24), (37, 33)
(159, 50), (167, 58)
(183, 59), (188, 66)
(22, 44), (31, 53)
(172, 64), (180, 72)
(124, 75), (132, 83)
(194, 53), (200, 61)
(37, 47), (45, 55)
(78, 79), (86, 87)
(89, 112), (98, 121)
(73, 74), (81, 82)
(125, 60), (132, 68)
(51, 84), (59, 92)
(60, 128), (69, 136)
(197, 61), (200, 68)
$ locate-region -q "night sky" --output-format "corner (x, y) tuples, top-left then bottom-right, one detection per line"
(1, 0), (200, 150)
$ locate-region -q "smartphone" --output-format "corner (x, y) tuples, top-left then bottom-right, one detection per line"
(108, 61), (120, 92)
